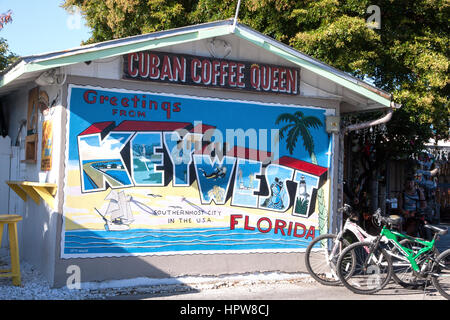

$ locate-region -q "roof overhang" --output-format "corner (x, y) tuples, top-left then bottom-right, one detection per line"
(0, 19), (392, 108)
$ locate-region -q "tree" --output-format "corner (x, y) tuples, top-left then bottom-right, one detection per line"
(63, 0), (449, 154)
(276, 111), (323, 156)
(0, 10), (18, 72)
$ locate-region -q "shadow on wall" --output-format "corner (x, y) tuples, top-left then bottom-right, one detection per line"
(53, 216), (199, 294)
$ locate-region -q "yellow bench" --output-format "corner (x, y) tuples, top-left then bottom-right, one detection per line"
(0, 215), (22, 286)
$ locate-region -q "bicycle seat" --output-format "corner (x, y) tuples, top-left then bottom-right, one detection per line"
(387, 215), (403, 227)
(424, 224), (448, 236)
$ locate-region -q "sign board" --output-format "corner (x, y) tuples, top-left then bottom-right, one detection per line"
(123, 51), (300, 95)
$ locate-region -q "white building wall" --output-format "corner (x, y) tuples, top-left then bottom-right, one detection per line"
(3, 83), (65, 284)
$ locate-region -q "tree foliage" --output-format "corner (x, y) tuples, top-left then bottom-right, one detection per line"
(0, 10), (18, 72)
(63, 0), (449, 157)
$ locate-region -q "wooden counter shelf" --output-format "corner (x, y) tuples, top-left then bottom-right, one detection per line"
(6, 181), (57, 209)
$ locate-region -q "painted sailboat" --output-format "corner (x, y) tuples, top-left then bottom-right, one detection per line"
(95, 190), (134, 231)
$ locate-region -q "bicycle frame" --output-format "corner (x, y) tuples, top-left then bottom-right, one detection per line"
(325, 219), (376, 262)
(338, 218), (376, 243)
(379, 226), (435, 272)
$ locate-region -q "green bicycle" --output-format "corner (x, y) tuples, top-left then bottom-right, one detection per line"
(336, 212), (450, 299)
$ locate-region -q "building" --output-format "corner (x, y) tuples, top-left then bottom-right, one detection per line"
(0, 19), (394, 287)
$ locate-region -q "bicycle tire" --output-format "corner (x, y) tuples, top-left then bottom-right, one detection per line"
(337, 241), (393, 295)
(304, 234), (351, 286)
(431, 248), (450, 300)
(390, 239), (437, 289)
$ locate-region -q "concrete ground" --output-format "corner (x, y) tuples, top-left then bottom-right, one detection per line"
(106, 273), (447, 301)
(107, 222), (450, 301)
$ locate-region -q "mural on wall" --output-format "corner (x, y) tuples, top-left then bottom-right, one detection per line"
(62, 85), (333, 258)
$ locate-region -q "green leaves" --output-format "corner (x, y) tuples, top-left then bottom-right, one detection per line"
(0, 10), (17, 72)
(61, 0), (449, 151)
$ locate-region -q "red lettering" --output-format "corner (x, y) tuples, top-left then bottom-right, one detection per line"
(278, 68), (287, 93)
(271, 67), (279, 92)
(261, 66), (271, 91)
(293, 223), (306, 238)
(110, 97), (117, 106)
(220, 61), (228, 86)
(149, 54), (160, 79)
(172, 102), (181, 112)
(250, 66), (260, 90)
(172, 56), (186, 82)
(121, 98), (129, 107)
(127, 53), (139, 77)
(230, 214), (242, 230)
(305, 226), (316, 240)
(244, 215), (255, 231)
(274, 219), (286, 236)
(201, 60), (212, 85)
(99, 95), (108, 104)
(162, 102), (171, 119)
(286, 69), (297, 94)
(149, 101), (157, 110)
(228, 62), (237, 87)
(191, 59), (201, 83)
(139, 52), (150, 78)
(236, 63), (245, 88)
(287, 221), (293, 236)
(83, 90), (97, 104)
(257, 217), (272, 233)
(212, 60), (220, 85)
(160, 55), (173, 81)
(131, 95), (139, 108)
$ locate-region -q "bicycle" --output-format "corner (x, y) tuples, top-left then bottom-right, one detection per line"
(336, 212), (450, 299)
(305, 204), (435, 288)
(305, 204), (376, 286)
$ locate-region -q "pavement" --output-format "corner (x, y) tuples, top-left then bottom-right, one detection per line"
(107, 222), (450, 302)
(107, 273), (448, 301)
(1, 224), (448, 304)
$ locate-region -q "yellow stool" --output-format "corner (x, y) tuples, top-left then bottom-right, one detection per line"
(0, 215), (22, 286)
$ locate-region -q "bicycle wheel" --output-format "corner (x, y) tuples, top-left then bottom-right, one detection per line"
(337, 241), (393, 295)
(390, 239), (436, 289)
(431, 248), (450, 300)
(304, 234), (351, 286)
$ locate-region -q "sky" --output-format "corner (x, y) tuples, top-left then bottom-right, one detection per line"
(1, 0), (91, 57)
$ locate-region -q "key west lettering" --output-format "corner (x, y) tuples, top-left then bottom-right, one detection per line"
(123, 51), (300, 95)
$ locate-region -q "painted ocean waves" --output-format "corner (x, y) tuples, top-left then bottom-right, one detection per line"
(64, 227), (318, 256)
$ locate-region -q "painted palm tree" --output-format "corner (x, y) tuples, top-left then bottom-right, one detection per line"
(275, 111), (328, 237)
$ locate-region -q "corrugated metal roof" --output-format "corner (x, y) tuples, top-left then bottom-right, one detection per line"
(0, 18), (392, 106)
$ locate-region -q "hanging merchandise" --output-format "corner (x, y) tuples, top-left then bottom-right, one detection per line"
(38, 90), (49, 113)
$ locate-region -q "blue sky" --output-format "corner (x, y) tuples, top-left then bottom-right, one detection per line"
(1, 0), (91, 56)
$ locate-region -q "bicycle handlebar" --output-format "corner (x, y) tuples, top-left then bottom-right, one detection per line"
(338, 204), (353, 213)
(372, 209), (402, 227)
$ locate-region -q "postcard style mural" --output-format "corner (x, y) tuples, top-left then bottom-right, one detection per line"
(62, 85), (333, 258)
